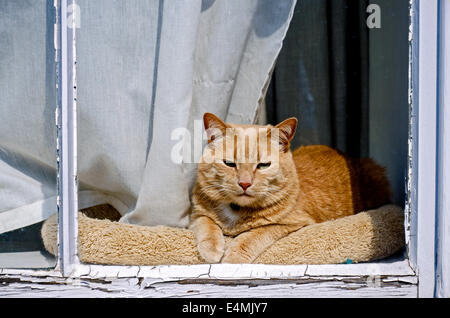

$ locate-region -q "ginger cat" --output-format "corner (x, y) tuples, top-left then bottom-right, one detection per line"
(189, 113), (391, 264)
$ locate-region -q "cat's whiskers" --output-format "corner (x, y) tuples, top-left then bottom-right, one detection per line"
(248, 186), (292, 209)
(197, 183), (235, 202)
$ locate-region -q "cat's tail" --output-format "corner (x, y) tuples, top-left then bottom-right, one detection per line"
(357, 158), (393, 211)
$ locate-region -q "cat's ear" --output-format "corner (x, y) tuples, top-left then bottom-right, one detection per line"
(203, 113), (229, 143)
(274, 117), (298, 152)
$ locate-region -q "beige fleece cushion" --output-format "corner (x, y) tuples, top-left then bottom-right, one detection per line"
(41, 204), (405, 265)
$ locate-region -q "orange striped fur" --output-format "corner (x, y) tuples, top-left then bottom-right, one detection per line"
(189, 113), (391, 263)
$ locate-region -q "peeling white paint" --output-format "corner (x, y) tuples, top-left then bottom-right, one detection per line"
(0, 272), (418, 298)
(306, 259), (414, 277)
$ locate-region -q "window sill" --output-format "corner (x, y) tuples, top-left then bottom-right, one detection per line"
(0, 255), (417, 297)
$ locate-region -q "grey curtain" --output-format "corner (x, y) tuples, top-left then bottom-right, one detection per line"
(0, 0), (57, 234)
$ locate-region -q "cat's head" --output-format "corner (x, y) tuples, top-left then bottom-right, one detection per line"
(197, 112), (298, 208)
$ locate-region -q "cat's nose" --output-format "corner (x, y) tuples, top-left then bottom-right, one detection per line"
(239, 182), (252, 191)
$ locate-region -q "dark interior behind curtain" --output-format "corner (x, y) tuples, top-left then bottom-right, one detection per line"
(266, 0), (369, 158)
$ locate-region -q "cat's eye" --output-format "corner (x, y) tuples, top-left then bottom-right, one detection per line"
(223, 160), (236, 168)
(257, 162), (271, 169)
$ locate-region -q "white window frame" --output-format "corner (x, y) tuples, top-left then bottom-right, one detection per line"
(58, 0), (79, 277)
(407, 0), (438, 298)
(1, 0), (447, 298)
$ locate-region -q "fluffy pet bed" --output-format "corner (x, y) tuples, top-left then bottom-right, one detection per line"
(41, 203), (405, 265)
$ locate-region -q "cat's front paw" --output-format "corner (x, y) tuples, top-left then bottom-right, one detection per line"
(221, 248), (252, 264)
(197, 238), (225, 263)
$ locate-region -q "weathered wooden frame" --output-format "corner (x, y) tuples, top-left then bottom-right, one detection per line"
(1, 0), (443, 297)
(57, 0), (79, 277)
(406, 0), (440, 298)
